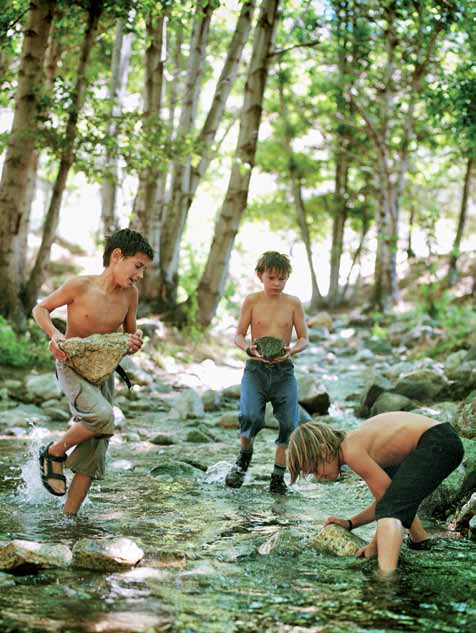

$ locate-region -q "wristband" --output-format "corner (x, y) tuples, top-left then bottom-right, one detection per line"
(347, 519), (353, 531)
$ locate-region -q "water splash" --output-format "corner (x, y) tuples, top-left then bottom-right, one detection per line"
(17, 425), (63, 507)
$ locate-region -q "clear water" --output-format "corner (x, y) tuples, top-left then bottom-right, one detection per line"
(1, 353), (476, 632)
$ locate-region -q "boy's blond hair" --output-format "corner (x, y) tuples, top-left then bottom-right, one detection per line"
(287, 422), (346, 484)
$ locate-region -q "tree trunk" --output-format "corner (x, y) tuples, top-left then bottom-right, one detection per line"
(158, 0), (215, 310)
(131, 11), (166, 241)
(448, 156), (473, 287)
(0, 0), (55, 327)
(196, 0), (280, 327)
(406, 203), (416, 259)
(277, 74), (322, 309)
(24, 2), (103, 313)
(101, 18), (133, 237)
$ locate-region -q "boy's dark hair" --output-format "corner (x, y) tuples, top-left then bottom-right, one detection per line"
(103, 228), (154, 266)
(255, 251), (292, 276)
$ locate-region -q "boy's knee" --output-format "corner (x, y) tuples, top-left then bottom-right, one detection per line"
(240, 414), (265, 436)
(94, 402), (115, 436)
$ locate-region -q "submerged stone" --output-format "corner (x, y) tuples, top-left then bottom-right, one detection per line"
(61, 333), (129, 385)
(254, 336), (286, 361)
(0, 540), (72, 573)
(310, 524), (367, 557)
(72, 537), (144, 571)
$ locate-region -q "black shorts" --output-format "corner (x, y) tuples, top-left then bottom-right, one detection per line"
(375, 423), (464, 528)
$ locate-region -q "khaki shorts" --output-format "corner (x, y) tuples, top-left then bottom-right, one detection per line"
(56, 362), (115, 480)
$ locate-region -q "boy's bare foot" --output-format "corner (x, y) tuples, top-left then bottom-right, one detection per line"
(39, 442), (67, 496)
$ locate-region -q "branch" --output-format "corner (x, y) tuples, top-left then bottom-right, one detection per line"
(269, 38), (320, 59)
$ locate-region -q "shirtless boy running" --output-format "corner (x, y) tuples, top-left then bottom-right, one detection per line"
(287, 412), (464, 575)
(32, 228), (153, 515)
(225, 251), (309, 495)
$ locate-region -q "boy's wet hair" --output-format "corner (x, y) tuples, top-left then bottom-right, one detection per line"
(287, 422), (346, 484)
(103, 228), (154, 266)
(255, 251), (292, 276)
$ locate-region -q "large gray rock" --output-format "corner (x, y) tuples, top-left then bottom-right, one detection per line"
(25, 373), (62, 402)
(310, 524), (367, 557)
(61, 333), (129, 385)
(168, 388), (204, 419)
(370, 392), (416, 416)
(0, 540), (72, 573)
(72, 537), (143, 571)
(393, 368), (448, 402)
(297, 374), (330, 415)
(0, 404), (49, 428)
(356, 373), (393, 417)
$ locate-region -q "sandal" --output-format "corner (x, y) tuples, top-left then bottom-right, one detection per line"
(407, 536), (433, 551)
(39, 442), (67, 497)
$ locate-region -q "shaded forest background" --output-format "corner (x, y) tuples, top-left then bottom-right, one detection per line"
(0, 0), (475, 362)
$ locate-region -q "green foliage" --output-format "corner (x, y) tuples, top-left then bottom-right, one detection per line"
(0, 317), (53, 369)
(414, 293), (476, 357)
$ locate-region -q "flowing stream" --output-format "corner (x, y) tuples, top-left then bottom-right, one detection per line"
(1, 336), (476, 633)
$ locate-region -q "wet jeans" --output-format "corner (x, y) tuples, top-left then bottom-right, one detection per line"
(239, 359), (300, 447)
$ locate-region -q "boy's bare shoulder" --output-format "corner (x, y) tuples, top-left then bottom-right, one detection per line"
(242, 291), (263, 305)
(282, 292), (304, 307)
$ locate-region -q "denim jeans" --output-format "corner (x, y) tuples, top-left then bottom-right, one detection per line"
(239, 359), (300, 447)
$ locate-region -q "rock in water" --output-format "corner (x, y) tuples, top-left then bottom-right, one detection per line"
(60, 333), (129, 385)
(0, 540), (72, 572)
(311, 524), (367, 557)
(255, 336), (285, 361)
(72, 537), (144, 571)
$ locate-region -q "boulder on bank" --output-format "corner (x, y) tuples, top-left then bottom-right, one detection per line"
(72, 537), (143, 571)
(296, 374), (330, 415)
(392, 368), (448, 402)
(370, 392), (416, 416)
(0, 540), (72, 573)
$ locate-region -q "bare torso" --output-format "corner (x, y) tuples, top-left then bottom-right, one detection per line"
(248, 292), (297, 345)
(64, 276), (135, 338)
(342, 412), (441, 468)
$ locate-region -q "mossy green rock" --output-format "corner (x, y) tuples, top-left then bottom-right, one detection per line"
(255, 336), (285, 361)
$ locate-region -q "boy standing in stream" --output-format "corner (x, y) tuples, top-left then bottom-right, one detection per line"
(225, 251), (309, 495)
(32, 228), (153, 515)
(287, 412), (464, 576)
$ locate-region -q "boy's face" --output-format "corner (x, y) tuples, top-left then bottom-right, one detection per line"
(258, 268), (289, 296)
(111, 250), (151, 288)
(313, 456), (341, 482)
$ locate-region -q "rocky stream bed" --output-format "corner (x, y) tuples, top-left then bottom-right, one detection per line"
(1, 313), (476, 632)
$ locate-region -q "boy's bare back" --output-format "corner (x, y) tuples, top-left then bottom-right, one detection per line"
(343, 412), (440, 470)
(238, 291), (306, 346)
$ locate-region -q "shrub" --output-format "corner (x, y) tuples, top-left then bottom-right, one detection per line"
(0, 317), (53, 369)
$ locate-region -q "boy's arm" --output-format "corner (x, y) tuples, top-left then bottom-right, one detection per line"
(234, 295), (263, 359)
(324, 451), (392, 530)
(32, 279), (81, 361)
(289, 298), (308, 356)
(123, 287), (142, 354)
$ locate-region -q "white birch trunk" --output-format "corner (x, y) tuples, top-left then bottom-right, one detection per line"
(158, 0), (215, 308)
(101, 19), (134, 237)
(197, 0), (280, 327)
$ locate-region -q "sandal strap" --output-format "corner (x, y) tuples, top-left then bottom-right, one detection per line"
(42, 473), (66, 482)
